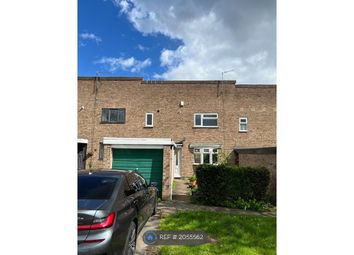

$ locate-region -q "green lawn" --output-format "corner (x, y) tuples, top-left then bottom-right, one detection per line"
(158, 211), (276, 255)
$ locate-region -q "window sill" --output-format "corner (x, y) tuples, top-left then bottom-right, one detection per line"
(193, 126), (219, 129)
(239, 130), (248, 133)
(193, 163), (219, 165)
(100, 122), (125, 124)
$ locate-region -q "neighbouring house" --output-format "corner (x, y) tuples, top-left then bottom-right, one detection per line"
(78, 77), (276, 200)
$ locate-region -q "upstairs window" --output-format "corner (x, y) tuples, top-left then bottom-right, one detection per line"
(239, 117), (248, 132)
(194, 113), (218, 127)
(101, 108), (125, 124)
(145, 113), (154, 127)
(193, 148), (219, 164)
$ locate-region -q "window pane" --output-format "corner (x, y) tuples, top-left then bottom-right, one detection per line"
(203, 114), (217, 118)
(117, 109), (125, 123)
(203, 153), (210, 164)
(137, 175), (147, 188)
(146, 114), (152, 125)
(195, 114), (201, 125)
(110, 109), (119, 122)
(203, 148), (209, 152)
(203, 118), (217, 126)
(135, 174), (147, 190)
(194, 153), (201, 164)
(194, 149), (200, 153)
(212, 153), (218, 164)
(213, 148), (218, 153)
(240, 118), (247, 123)
(240, 123), (247, 130)
(101, 109), (109, 122)
(78, 176), (119, 200)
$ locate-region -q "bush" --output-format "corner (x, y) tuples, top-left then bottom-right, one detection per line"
(195, 164), (270, 209)
(188, 175), (197, 182)
(223, 197), (272, 211)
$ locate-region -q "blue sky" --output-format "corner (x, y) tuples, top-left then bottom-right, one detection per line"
(78, 0), (276, 83)
(78, 0), (183, 79)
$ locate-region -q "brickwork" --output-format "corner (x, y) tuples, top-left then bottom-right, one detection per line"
(239, 153), (276, 203)
(162, 146), (172, 200)
(78, 77), (276, 199)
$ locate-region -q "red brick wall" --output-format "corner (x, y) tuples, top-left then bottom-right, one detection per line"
(239, 153), (276, 203)
(78, 78), (276, 178)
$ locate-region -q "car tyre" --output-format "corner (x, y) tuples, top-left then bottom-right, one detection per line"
(123, 221), (137, 255)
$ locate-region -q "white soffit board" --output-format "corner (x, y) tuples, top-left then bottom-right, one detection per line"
(111, 145), (164, 149)
(78, 138), (88, 144)
(103, 137), (174, 146)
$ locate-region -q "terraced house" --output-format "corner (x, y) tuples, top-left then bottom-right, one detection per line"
(78, 77), (276, 200)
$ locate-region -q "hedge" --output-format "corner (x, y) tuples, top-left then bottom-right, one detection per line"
(195, 164), (270, 207)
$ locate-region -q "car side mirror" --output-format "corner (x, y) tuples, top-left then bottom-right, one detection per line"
(149, 181), (158, 187)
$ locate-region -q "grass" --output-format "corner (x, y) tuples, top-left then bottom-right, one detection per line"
(158, 211), (276, 255)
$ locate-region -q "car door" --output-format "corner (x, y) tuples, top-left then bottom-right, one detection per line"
(135, 174), (154, 218)
(139, 175), (157, 215)
(125, 173), (146, 231)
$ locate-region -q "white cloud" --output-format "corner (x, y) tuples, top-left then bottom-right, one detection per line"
(80, 33), (102, 44)
(114, 0), (130, 14)
(113, 0), (276, 83)
(160, 48), (182, 66)
(137, 44), (148, 51)
(95, 56), (151, 72)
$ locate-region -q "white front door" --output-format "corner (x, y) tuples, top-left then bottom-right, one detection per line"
(174, 148), (181, 178)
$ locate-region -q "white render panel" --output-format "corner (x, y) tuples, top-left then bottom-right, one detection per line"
(103, 137), (174, 146)
(78, 138), (88, 144)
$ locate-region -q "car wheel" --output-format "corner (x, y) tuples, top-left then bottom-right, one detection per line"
(152, 198), (157, 216)
(124, 221), (137, 255)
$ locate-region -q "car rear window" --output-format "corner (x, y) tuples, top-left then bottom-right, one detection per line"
(78, 176), (119, 200)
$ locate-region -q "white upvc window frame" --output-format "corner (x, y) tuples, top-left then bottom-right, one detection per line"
(239, 117), (248, 132)
(194, 113), (218, 128)
(193, 148), (219, 165)
(145, 112), (154, 127)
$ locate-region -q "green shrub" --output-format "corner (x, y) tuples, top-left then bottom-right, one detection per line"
(188, 175), (197, 182)
(195, 164), (270, 210)
(225, 197), (272, 211)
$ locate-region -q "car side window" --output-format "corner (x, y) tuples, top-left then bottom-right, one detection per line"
(126, 174), (140, 193)
(136, 174), (146, 187)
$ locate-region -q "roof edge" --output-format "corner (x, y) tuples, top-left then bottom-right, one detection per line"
(236, 84), (276, 88)
(78, 77), (276, 86)
(78, 76), (143, 81)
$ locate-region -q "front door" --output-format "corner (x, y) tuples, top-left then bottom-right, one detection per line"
(174, 147), (181, 178)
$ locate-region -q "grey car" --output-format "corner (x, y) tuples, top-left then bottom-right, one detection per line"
(78, 170), (158, 255)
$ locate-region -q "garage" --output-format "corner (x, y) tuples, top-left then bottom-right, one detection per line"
(112, 148), (163, 198)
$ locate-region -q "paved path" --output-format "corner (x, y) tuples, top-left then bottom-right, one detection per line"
(172, 178), (191, 202)
(135, 212), (161, 255)
(135, 199), (275, 254)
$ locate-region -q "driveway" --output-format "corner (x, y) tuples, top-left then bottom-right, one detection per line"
(135, 212), (161, 255)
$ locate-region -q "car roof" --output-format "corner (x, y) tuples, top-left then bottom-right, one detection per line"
(78, 169), (131, 178)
